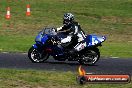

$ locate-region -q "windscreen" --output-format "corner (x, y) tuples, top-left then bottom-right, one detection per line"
(42, 28), (57, 35)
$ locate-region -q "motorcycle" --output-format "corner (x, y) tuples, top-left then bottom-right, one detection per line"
(28, 27), (106, 65)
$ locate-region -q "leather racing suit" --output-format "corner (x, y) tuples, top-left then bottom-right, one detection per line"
(56, 21), (87, 52)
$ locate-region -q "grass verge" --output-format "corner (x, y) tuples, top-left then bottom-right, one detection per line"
(0, 68), (131, 88)
(0, 0), (132, 58)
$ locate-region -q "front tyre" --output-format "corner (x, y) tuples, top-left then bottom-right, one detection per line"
(28, 46), (49, 63)
(78, 48), (100, 65)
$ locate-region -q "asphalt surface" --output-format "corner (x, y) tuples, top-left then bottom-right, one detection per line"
(0, 53), (132, 75)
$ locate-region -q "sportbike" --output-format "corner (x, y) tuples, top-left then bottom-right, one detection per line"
(28, 27), (106, 65)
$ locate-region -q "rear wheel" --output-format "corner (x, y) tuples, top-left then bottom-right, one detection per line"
(78, 48), (100, 65)
(28, 46), (49, 63)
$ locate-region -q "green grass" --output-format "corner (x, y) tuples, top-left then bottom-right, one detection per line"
(0, 0), (132, 57)
(0, 35), (34, 52)
(100, 42), (132, 58)
(0, 68), (131, 88)
(0, 1), (132, 87)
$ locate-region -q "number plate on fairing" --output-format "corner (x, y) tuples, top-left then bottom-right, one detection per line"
(86, 34), (106, 46)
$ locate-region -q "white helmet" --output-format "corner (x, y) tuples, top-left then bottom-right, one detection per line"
(63, 13), (74, 26)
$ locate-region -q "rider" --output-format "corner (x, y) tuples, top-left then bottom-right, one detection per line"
(56, 13), (86, 53)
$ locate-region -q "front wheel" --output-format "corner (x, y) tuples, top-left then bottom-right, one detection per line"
(28, 46), (49, 63)
(78, 48), (100, 65)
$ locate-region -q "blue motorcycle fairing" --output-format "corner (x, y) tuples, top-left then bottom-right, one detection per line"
(35, 32), (43, 42)
(32, 28), (65, 57)
(47, 44), (64, 56)
(85, 34), (106, 47)
(32, 41), (43, 49)
(41, 34), (49, 44)
(33, 32), (49, 49)
(33, 41), (64, 56)
(35, 32), (49, 44)
(33, 44), (37, 49)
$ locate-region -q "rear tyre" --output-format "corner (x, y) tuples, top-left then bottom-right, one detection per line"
(78, 48), (100, 65)
(28, 46), (49, 63)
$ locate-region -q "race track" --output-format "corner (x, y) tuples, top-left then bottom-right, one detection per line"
(0, 53), (132, 75)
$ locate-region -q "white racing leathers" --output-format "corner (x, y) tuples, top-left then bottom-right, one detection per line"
(57, 22), (86, 52)
(74, 31), (87, 51)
